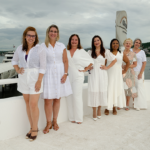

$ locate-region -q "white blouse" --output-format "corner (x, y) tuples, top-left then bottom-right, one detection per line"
(131, 49), (147, 72)
(12, 44), (46, 74)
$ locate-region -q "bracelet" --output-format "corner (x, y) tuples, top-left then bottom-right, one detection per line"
(64, 73), (68, 76)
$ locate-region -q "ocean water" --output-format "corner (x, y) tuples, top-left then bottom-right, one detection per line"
(0, 56), (150, 80)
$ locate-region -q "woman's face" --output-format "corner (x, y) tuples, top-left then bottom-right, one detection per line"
(71, 35), (78, 48)
(94, 37), (101, 48)
(134, 40), (141, 49)
(48, 27), (58, 41)
(112, 40), (119, 50)
(25, 31), (36, 45)
(124, 40), (132, 50)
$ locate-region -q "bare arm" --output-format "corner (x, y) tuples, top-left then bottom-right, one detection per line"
(61, 49), (68, 83)
(101, 58), (117, 70)
(80, 63), (93, 72)
(129, 61), (137, 68)
(138, 62), (146, 79)
(122, 54), (130, 74)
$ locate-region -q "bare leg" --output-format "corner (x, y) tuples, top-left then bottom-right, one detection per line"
(43, 99), (53, 133)
(125, 96), (130, 111)
(93, 107), (97, 118)
(23, 94), (32, 134)
(53, 98), (60, 130)
(29, 94), (40, 136)
(97, 106), (101, 116)
(113, 106), (117, 115)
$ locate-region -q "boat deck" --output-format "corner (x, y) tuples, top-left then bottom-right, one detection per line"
(1, 102), (150, 150)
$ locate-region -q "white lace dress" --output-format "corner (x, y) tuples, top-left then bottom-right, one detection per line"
(88, 49), (115, 107)
(41, 42), (72, 99)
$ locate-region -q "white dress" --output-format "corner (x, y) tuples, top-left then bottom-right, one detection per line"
(88, 49), (115, 107)
(107, 51), (126, 110)
(131, 49), (147, 109)
(41, 42), (72, 99)
(66, 49), (94, 122)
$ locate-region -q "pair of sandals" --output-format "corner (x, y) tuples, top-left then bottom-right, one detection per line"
(43, 120), (59, 134)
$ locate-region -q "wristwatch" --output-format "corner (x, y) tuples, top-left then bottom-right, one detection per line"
(65, 73), (69, 76)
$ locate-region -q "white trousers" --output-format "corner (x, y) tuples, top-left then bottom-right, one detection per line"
(67, 76), (84, 122)
(134, 71), (147, 109)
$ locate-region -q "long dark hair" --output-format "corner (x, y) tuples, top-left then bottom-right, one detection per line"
(22, 26), (39, 51)
(110, 39), (121, 53)
(91, 35), (105, 58)
(67, 34), (82, 50)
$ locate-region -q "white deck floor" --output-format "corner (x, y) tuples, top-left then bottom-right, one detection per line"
(1, 102), (150, 150)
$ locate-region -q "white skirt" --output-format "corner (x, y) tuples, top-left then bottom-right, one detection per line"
(18, 68), (43, 94)
(134, 71), (147, 109)
(42, 63), (72, 99)
(88, 63), (108, 107)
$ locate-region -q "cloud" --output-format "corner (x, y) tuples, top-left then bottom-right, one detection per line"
(0, 0), (150, 50)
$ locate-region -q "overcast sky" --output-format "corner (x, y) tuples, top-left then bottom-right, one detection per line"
(0, 0), (150, 50)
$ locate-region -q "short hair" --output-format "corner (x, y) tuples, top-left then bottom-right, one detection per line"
(123, 38), (133, 46)
(22, 26), (39, 51)
(45, 24), (60, 47)
(67, 34), (82, 50)
(133, 38), (142, 47)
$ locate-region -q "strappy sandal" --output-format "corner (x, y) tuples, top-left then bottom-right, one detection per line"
(104, 109), (109, 115)
(26, 128), (32, 139)
(29, 129), (38, 142)
(53, 119), (59, 131)
(43, 121), (52, 134)
(125, 106), (130, 111)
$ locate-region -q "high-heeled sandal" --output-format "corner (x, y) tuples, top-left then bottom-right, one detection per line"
(26, 128), (32, 139)
(29, 129), (38, 142)
(43, 121), (52, 134)
(53, 119), (59, 131)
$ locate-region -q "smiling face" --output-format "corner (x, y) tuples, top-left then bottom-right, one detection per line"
(134, 40), (141, 49)
(25, 31), (36, 45)
(124, 40), (132, 50)
(71, 35), (78, 48)
(112, 40), (119, 51)
(94, 37), (101, 48)
(48, 27), (58, 41)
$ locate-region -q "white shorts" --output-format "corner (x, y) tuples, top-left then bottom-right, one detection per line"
(18, 68), (43, 94)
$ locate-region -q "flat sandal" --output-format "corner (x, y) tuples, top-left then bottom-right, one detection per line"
(43, 121), (52, 134)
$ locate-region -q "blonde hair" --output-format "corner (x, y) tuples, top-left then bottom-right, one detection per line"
(123, 38), (133, 46)
(45, 24), (60, 47)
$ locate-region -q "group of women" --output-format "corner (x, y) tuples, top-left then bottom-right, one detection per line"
(12, 25), (147, 142)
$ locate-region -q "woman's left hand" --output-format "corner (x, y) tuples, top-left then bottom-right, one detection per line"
(61, 74), (67, 83)
(35, 80), (42, 92)
(138, 73), (142, 80)
(100, 65), (108, 70)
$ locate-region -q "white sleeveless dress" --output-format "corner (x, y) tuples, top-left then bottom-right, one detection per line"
(88, 49), (115, 107)
(107, 51), (126, 110)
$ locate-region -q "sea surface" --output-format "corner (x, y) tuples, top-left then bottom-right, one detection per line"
(0, 56), (150, 80)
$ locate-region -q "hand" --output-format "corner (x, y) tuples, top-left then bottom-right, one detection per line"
(17, 68), (24, 74)
(100, 65), (108, 70)
(138, 73), (142, 80)
(79, 70), (86, 72)
(122, 70), (126, 74)
(35, 80), (41, 92)
(89, 67), (93, 70)
(61, 74), (67, 83)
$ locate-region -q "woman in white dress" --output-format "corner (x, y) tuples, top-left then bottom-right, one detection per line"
(104, 39), (130, 115)
(66, 34), (94, 124)
(41, 25), (72, 133)
(131, 38), (147, 110)
(88, 35), (117, 120)
(12, 27), (46, 141)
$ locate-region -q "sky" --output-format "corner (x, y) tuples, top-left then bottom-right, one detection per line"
(0, 0), (150, 50)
